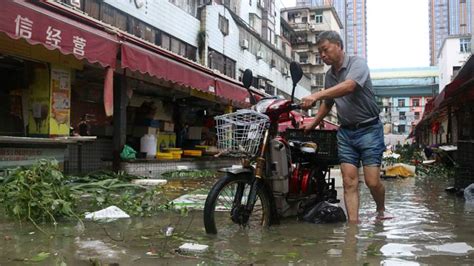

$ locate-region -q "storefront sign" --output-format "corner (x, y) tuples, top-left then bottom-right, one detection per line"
(0, 1), (119, 68)
(50, 66), (71, 135)
(0, 147), (65, 169)
(28, 65), (51, 136)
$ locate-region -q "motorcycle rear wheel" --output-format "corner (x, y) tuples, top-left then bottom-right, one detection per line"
(203, 173), (272, 234)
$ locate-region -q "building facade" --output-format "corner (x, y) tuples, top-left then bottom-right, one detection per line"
(281, 6), (342, 122)
(438, 36), (472, 90)
(84, 0), (311, 99)
(296, 0), (367, 59)
(371, 67), (438, 136)
(429, 0), (472, 66)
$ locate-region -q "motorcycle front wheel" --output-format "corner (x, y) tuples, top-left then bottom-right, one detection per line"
(203, 173), (272, 234)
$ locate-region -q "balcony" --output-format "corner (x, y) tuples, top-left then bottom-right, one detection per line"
(289, 22), (310, 31)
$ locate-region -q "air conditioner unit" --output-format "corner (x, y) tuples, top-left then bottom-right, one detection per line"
(310, 24), (316, 31)
(241, 39), (249, 49)
(256, 51), (263, 59)
(70, 0), (81, 8)
(258, 0), (265, 9)
(282, 67), (288, 76)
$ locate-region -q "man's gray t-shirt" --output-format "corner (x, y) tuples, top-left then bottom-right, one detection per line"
(324, 55), (380, 126)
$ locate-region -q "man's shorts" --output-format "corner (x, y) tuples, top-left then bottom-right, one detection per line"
(337, 121), (385, 167)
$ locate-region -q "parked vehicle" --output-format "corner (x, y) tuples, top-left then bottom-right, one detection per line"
(203, 62), (339, 234)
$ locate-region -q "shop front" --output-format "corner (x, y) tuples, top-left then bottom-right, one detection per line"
(0, 1), (259, 175)
(0, 0), (119, 173)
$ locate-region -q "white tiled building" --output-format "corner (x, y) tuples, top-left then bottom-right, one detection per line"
(438, 35), (472, 91)
(96, 0), (311, 100)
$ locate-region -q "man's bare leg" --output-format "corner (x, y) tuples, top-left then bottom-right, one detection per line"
(341, 163), (360, 223)
(363, 165), (385, 214)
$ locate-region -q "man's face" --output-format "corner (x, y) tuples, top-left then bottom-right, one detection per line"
(317, 40), (342, 66)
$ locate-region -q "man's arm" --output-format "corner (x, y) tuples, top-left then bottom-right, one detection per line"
(302, 101), (333, 132)
(301, 79), (357, 109)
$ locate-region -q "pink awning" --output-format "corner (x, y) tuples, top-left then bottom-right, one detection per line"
(0, 1), (120, 68)
(121, 42), (215, 93)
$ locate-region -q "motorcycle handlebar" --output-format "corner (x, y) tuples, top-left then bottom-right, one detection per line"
(290, 103), (301, 111)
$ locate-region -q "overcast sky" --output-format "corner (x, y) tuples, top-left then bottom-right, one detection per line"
(279, 0), (430, 69)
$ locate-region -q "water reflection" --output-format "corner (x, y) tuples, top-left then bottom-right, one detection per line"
(0, 175), (474, 265)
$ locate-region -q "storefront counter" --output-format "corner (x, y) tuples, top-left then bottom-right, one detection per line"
(0, 136), (96, 172)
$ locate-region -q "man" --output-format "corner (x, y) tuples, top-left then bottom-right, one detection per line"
(300, 31), (387, 223)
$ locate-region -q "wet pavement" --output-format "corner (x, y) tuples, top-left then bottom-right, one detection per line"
(1, 173), (474, 265)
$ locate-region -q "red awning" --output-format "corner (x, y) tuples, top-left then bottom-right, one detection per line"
(0, 0), (119, 68)
(433, 89), (446, 109)
(121, 42), (215, 93)
(215, 78), (250, 103)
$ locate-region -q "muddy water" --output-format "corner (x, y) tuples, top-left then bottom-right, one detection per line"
(1, 175), (473, 265)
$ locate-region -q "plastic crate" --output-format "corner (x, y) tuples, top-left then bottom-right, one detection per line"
(454, 165), (474, 189)
(457, 140), (474, 167)
(285, 128), (338, 164)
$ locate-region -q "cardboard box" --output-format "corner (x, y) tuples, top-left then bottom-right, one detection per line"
(164, 121), (174, 132)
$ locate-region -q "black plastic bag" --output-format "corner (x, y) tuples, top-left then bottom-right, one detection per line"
(302, 201), (346, 224)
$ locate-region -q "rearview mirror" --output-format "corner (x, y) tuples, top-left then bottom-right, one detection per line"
(290, 61), (303, 102)
(290, 61), (303, 85)
(242, 69), (257, 105)
(242, 69), (253, 89)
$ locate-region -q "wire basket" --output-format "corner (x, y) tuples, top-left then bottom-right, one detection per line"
(215, 109), (269, 157)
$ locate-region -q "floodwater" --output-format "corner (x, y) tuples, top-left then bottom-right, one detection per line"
(1, 174), (474, 265)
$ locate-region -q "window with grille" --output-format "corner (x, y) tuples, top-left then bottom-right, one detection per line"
(460, 38), (471, 53)
(219, 15), (229, 36)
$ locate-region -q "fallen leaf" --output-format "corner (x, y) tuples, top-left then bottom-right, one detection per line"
(29, 252), (50, 262)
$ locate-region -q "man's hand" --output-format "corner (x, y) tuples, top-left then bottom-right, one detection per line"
(300, 93), (320, 110)
(300, 122), (316, 134)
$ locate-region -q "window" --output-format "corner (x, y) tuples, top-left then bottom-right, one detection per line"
(315, 10), (323, 23)
(265, 83), (275, 95)
(315, 14), (323, 23)
(161, 33), (170, 50)
(171, 38), (181, 54)
(398, 125), (405, 133)
(186, 45), (197, 61)
(399, 112), (406, 120)
(299, 52), (308, 63)
(314, 73), (324, 86)
(315, 53), (322, 65)
(398, 99), (405, 107)
(219, 15), (229, 36)
(225, 57), (236, 78)
(460, 38), (471, 53)
(208, 49), (235, 78)
(414, 112), (420, 120)
(412, 99), (420, 107)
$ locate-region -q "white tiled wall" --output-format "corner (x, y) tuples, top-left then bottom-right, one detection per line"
(104, 0), (200, 46)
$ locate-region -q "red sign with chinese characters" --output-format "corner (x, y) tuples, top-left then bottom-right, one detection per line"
(0, 0), (119, 68)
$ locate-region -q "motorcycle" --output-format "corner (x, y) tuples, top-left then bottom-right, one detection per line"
(203, 62), (340, 234)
